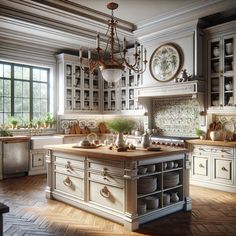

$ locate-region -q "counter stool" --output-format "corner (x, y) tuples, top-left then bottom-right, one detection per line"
(0, 203), (9, 236)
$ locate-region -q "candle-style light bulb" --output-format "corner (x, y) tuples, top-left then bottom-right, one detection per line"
(96, 34), (100, 49)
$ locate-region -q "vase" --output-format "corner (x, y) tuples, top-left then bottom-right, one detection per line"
(115, 132), (125, 148)
(170, 192), (179, 202)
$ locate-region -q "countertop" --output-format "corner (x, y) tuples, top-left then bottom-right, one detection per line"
(44, 144), (187, 161)
(186, 139), (236, 147)
(0, 135), (31, 141)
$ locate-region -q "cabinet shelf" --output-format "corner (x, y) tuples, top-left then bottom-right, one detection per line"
(137, 189), (162, 199)
(163, 184), (183, 192)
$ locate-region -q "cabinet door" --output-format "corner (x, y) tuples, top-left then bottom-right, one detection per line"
(192, 156), (209, 179)
(213, 158), (233, 185)
(31, 151), (45, 168)
(208, 35), (235, 109)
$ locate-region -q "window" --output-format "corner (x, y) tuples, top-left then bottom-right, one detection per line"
(0, 62), (49, 125)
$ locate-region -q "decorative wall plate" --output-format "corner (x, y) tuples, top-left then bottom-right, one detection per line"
(150, 43), (183, 82)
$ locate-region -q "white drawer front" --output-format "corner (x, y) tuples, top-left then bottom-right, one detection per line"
(89, 161), (124, 176)
(55, 156), (84, 169)
(193, 156), (209, 177)
(56, 165), (84, 178)
(211, 147), (234, 158)
(55, 172), (84, 199)
(214, 159), (233, 184)
(89, 181), (123, 212)
(88, 172), (124, 187)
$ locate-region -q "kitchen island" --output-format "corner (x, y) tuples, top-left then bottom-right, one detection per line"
(45, 144), (191, 231)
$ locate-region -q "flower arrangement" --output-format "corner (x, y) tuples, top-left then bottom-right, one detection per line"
(195, 128), (205, 140)
(8, 116), (19, 129)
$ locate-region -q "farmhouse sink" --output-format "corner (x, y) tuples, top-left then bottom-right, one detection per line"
(31, 135), (63, 149)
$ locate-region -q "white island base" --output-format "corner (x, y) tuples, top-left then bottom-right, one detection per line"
(45, 144), (192, 231)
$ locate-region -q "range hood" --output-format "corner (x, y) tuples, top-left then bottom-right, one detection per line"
(137, 80), (205, 99)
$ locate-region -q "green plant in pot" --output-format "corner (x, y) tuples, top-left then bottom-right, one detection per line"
(8, 116), (19, 129)
(107, 118), (134, 148)
(44, 113), (56, 128)
(195, 128), (205, 140)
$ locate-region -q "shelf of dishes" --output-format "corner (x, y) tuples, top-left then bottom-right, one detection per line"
(136, 160), (184, 215)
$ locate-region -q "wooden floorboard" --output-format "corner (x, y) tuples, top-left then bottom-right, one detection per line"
(0, 175), (236, 236)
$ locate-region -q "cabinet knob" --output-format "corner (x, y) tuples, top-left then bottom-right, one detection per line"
(199, 163), (205, 168)
(65, 161), (73, 171)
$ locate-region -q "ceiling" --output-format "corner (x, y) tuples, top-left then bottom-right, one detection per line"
(69, 0), (201, 25)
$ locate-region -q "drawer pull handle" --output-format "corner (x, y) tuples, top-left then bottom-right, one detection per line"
(221, 167), (228, 172)
(199, 164), (205, 168)
(63, 177), (72, 187)
(65, 161), (73, 170)
(38, 158), (42, 161)
(100, 186), (110, 198)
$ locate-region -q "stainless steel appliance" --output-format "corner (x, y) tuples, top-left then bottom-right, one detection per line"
(2, 139), (30, 178)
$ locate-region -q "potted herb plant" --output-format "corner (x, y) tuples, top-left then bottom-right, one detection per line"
(107, 118), (134, 148)
(8, 116), (19, 129)
(44, 113), (56, 128)
(195, 128), (205, 140)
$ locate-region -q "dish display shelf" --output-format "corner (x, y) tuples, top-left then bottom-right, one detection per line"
(119, 69), (143, 112)
(103, 81), (119, 112)
(57, 53), (101, 114)
(137, 159), (184, 216)
(207, 31), (235, 110)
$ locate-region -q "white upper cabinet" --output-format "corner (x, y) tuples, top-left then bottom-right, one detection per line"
(205, 21), (236, 113)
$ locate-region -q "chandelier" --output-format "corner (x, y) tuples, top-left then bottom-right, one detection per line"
(79, 2), (147, 83)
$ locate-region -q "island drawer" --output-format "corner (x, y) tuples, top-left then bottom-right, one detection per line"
(88, 181), (124, 212)
(55, 156), (84, 169)
(210, 147), (234, 158)
(55, 165), (84, 178)
(88, 171), (124, 187)
(54, 172), (84, 199)
(88, 159), (124, 176)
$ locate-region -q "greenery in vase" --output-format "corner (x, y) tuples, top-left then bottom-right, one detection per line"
(195, 128), (205, 137)
(0, 126), (13, 137)
(106, 118), (134, 133)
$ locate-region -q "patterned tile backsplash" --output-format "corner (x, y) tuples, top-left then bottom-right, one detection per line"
(152, 97), (201, 137)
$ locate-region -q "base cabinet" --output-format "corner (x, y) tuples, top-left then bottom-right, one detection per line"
(190, 144), (236, 192)
(46, 151), (191, 231)
(28, 150), (46, 175)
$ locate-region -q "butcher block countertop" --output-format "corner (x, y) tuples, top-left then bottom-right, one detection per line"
(44, 144), (188, 161)
(0, 135), (31, 141)
(187, 139), (236, 147)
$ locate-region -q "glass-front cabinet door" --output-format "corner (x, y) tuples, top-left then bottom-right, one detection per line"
(208, 35), (235, 110)
(57, 53), (101, 114)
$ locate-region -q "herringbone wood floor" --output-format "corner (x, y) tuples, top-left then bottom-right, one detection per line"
(0, 175), (236, 236)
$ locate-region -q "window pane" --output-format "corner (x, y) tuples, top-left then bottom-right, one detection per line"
(33, 83), (40, 98)
(41, 84), (47, 98)
(0, 80), (3, 96)
(4, 97), (11, 112)
(14, 81), (22, 97)
(4, 65), (11, 78)
(41, 69), (48, 82)
(23, 98), (29, 112)
(33, 99), (40, 112)
(22, 113), (30, 124)
(14, 98), (22, 112)
(0, 97), (2, 112)
(41, 99), (47, 113)
(33, 68), (40, 81)
(4, 80), (11, 96)
(22, 81), (30, 98)
(23, 67), (30, 80)
(14, 66), (22, 80)
(0, 64), (3, 77)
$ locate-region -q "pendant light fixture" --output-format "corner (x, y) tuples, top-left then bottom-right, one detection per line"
(79, 2), (147, 83)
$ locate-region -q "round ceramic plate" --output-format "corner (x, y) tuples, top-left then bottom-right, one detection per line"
(222, 121), (234, 134)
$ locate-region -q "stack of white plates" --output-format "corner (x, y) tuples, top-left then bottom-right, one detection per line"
(163, 172), (179, 188)
(137, 177), (157, 194)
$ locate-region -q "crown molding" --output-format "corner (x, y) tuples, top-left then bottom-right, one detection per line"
(135, 0), (236, 40)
